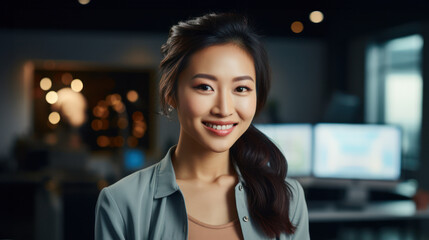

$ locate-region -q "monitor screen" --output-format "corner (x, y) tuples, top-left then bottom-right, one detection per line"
(313, 123), (402, 180)
(254, 123), (312, 177)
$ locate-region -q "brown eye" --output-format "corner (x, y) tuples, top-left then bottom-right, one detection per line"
(236, 86), (250, 92)
(194, 84), (213, 91)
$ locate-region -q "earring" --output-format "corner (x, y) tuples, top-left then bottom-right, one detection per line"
(167, 105), (174, 112)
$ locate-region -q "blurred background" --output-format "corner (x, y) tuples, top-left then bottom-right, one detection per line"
(1, 0), (429, 239)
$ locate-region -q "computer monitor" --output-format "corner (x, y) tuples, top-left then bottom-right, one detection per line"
(254, 123), (312, 177)
(313, 123), (402, 181)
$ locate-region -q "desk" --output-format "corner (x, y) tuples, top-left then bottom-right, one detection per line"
(308, 200), (429, 240)
(309, 200), (429, 222)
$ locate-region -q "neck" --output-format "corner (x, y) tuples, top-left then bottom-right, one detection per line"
(172, 133), (234, 182)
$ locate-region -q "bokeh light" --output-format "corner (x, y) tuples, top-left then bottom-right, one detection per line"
(40, 77), (52, 91)
(127, 90), (139, 103)
(118, 117), (128, 129)
(48, 112), (61, 124)
(107, 94), (121, 105)
(61, 73), (73, 85)
(52, 88), (87, 127)
(91, 119), (103, 131)
(309, 11), (324, 23)
(71, 79), (83, 92)
(132, 111), (144, 121)
(46, 91), (58, 104)
(112, 101), (125, 113)
(93, 105), (109, 118)
(291, 21), (304, 34)
(78, 0), (91, 5)
(98, 100), (108, 108)
(97, 136), (110, 147)
(133, 121), (147, 138)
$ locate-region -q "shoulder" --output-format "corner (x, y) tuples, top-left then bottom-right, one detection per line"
(285, 178), (306, 216)
(95, 162), (163, 239)
(100, 162), (160, 206)
(285, 178), (303, 197)
(285, 178), (310, 239)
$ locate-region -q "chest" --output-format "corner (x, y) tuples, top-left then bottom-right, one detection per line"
(138, 187), (277, 240)
(177, 179), (238, 225)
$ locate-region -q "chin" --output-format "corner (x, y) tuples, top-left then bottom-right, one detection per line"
(201, 139), (236, 153)
(208, 145), (232, 153)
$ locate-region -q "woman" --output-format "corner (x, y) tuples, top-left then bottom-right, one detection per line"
(95, 13), (309, 240)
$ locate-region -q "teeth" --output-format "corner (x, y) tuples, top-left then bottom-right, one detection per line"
(204, 123), (234, 130)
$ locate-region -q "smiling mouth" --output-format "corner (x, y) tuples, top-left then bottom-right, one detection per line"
(203, 122), (238, 130)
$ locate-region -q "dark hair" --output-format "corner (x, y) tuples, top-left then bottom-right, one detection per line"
(159, 13), (296, 237)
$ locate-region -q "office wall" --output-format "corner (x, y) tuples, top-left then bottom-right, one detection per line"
(345, 25), (429, 185)
(417, 27), (429, 188)
(263, 38), (326, 123)
(0, 30), (326, 161)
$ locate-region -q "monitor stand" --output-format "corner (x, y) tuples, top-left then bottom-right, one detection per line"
(338, 180), (369, 209)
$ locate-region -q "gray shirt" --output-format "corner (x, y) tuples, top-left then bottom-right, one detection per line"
(95, 147), (310, 239)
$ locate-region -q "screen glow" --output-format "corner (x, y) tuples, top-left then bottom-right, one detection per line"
(313, 124), (401, 180)
(254, 124), (312, 177)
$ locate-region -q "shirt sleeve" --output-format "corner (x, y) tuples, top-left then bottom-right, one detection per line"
(94, 187), (126, 240)
(289, 179), (310, 240)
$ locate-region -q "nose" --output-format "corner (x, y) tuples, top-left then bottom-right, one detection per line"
(211, 90), (233, 117)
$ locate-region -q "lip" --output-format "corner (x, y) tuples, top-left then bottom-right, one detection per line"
(202, 121), (238, 136)
(203, 120), (237, 125)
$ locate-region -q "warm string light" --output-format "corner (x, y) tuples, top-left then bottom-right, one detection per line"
(97, 136), (110, 147)
(48, 112), (61, 124)
(132, 111), (147, 139)
(291, 21), (304, 34)
(39, 74), (146, 149)
(91, 119), (103, 131)
(309, 11), (324, 23)
(127, 90), (139, 103)
(78, 0), (91, 5)
(53, 88), (87, 127)
(132, 111), (144, 121)
(71, 79), (84, 92)
(46, 91), (58, 104)
(288, 10), (324, 34)
(40, 77), (52, 90)
(93, 92), (147, 148)
(41, 74), (86, 126)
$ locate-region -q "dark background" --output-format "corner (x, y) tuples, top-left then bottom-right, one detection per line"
(2, 1), (429, 239)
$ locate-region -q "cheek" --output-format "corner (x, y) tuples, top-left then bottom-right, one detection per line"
(178, 90), (209, 119)
(236, 94), (257, 120)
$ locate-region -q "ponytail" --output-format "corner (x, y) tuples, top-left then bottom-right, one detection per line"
(231, 124), (296, 237)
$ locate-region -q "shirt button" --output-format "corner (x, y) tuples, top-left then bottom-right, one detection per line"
(238, 185), (243, 191)
(243, 216), (249, 222)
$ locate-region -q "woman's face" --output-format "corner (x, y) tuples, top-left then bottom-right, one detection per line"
(174, 43), (257, 153)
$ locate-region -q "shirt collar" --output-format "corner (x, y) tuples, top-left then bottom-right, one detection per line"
(154, 146), (180, 199)
(231, 156), (246, 185)
(154, 146), (246, 199)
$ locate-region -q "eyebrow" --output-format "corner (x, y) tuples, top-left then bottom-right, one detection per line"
(191, 73), (254, 82)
